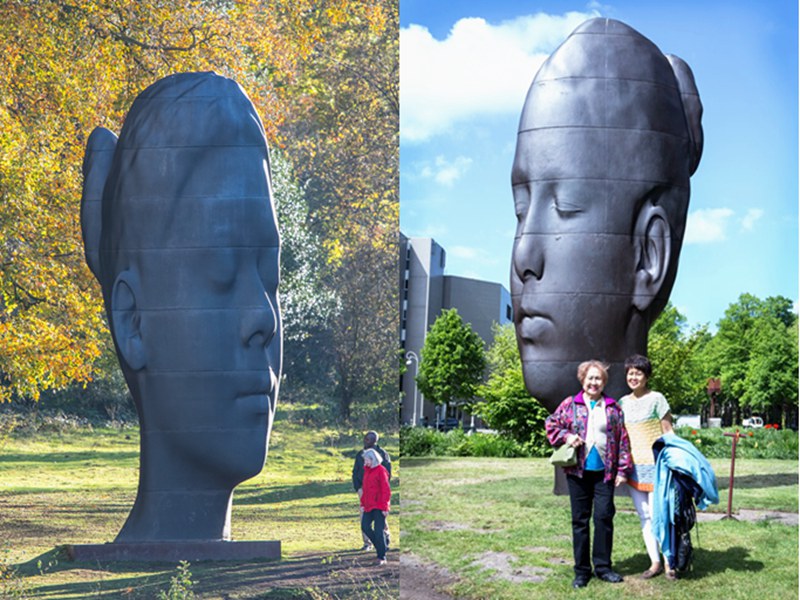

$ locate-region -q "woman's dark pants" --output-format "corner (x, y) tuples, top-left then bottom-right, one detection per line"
(567, 471), (616, 577)
(361, 509), (387, 559)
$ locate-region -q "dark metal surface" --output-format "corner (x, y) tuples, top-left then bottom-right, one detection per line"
(81, 72), (282, 542)
(511, 19), (703, 411)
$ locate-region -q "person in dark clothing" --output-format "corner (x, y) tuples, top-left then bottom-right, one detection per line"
(353, 431), (391, 550)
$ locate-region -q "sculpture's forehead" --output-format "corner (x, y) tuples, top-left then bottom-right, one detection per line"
(514, 19), (690, 186)
(107, 194), (279, 250)
(512, 126), (689, 185)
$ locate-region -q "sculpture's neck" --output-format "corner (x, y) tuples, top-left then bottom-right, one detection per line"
(115, 488), (233, 542)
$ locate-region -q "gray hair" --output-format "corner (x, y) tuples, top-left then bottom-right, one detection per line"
(363, 448), (383, 468)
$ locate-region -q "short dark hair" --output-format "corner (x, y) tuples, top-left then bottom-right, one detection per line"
(624, 354), (652, 377)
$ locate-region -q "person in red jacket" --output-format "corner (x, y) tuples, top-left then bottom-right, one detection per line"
(360, 447), (391, 565)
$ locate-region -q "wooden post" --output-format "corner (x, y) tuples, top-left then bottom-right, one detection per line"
(722, 429), (747, 519)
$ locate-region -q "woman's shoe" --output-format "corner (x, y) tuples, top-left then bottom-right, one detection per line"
(641, 565), (663, 579)
(377, 558), (387, 566)
(665, 569), (678, 581)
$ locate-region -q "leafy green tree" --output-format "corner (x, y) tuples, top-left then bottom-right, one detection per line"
(703, 293), (798, 423)
(416, 309), (486, 414)
(741, 307), (798, 416)
(475, 324), (549, 455)
(647, 303), (710, 413)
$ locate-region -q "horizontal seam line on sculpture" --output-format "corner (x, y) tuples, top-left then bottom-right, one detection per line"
(139, 370), (275, 374)
(112, 308), (277, 312)
(125, 195), (274, 200)
(511, 177), (689, 191)
(517, 126), (686, 140)
(512, 232), (670, 238)
(99, 245), (280, 251)
(534, 75), (679, 89)
(116, 144), (266, 150)
(513, 290), (660, 298)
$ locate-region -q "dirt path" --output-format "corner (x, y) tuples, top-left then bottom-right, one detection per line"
(19, 547), (399, 599)
(400, 554), (460, 600)
(189, 549), (400, 599)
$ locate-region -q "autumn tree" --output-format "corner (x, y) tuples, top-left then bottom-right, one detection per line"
(416, 309), (486, 419)
(0, 0), (398, 419)
(279, 0), (399, 425)
(269, 149), (338, 405)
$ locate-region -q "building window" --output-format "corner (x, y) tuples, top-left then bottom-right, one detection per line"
(506, 305), (512, 320)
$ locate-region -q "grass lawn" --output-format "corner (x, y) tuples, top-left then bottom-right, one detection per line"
(0, 420), (399, 598)
(401, 456), (798, 600)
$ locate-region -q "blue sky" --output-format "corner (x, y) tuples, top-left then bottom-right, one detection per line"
(399, 0), (798, 330)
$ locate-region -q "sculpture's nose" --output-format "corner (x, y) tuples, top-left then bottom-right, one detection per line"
(241, 282), (277, 349)
(513, 230), (544, 283)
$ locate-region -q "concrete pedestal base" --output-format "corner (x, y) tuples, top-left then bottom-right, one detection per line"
(65, 540), (281, 562)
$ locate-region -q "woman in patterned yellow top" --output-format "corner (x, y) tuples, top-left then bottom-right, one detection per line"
(619, 354), (675, 581)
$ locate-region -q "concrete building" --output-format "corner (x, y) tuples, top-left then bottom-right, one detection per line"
(400, 233), (512, 427)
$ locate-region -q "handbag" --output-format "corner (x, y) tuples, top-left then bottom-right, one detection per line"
(549, 396), (578, 467)
(549, 443), (577, 467)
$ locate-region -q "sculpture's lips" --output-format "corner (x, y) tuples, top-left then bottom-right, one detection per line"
(238, 393), (271, 416)
(237, 368), (276, 415)
(517, 314), (554, 344)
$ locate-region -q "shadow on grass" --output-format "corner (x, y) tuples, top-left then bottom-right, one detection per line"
(236, 480), (352, 504)
(615, 546), (764, 579)
(17, 547), (395, 599)
(0, 450), (139, 464)
(395, 457), (449, 467)
(720, 473), (799, 489)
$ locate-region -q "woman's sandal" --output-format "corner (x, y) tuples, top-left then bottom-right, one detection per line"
(640, 565), (663, 579)
(665, 569), (678, 581)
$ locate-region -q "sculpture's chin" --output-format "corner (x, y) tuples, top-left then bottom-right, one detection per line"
(520, 361), (582, 413)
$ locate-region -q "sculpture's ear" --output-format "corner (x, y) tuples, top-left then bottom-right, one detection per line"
(111, 271), (145, 371)
(666, 54), (703, 175)
(81, 127), (117, 281)
(632, 200), (671, 312)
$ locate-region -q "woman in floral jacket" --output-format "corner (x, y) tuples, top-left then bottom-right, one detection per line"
(545, 360), (633, 589)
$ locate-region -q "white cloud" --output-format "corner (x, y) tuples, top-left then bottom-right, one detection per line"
(448, 245), (479, 259)
(740, 208), (764, 230)
(412, 155), (473, 186)
(435, 155), (473, 186)
(684, 208), (735, 244)
(400, 10), (598, 142)
(447, 245), (501, 269)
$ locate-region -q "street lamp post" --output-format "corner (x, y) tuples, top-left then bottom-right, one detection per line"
(405, 351), (420, 426)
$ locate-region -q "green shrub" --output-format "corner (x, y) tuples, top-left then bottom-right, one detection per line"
(675, 426), (798, 460)
(157, 561), (196, 600)
(400, 426), (531, 458)
(400, 425), (455, 456)
(451, 432), (528, 458)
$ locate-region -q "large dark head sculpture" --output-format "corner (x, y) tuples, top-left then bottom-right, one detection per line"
(81, 72), (282, 542)
(511, 19), (702, 411)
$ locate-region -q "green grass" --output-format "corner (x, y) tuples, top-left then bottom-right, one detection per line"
(401, 456), (798, 600)
(0, 421), (399, 598)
